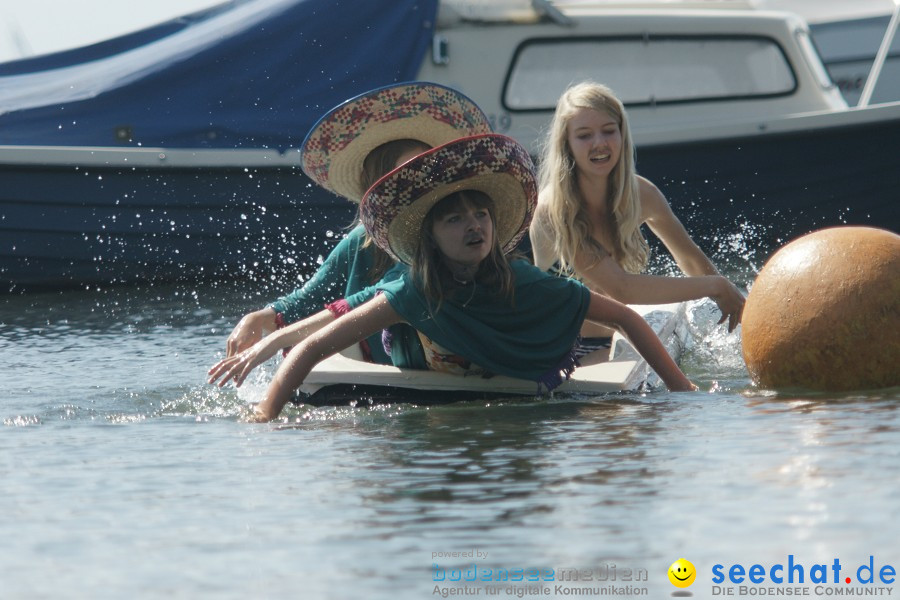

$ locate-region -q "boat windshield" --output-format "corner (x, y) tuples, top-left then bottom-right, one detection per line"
(504, 35), (796, 110)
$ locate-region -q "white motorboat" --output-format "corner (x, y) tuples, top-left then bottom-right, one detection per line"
(419, 0), (900, 253)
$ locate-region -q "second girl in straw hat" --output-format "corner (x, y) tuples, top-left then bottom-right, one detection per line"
(221, 82), (491, 366)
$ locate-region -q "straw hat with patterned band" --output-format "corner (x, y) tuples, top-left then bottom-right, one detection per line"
(360, 133), (537, 266)
(300, 81), (493, 202)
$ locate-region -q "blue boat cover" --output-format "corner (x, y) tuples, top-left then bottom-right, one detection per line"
(0, 0), (438, 149)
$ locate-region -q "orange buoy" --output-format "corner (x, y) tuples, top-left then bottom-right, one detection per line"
(741, 226), (900, 391)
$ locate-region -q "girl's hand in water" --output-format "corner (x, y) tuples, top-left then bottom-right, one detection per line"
(711, 277), (745, 333)
(673, 380), (700, 392)
(244, 405), (274, 423)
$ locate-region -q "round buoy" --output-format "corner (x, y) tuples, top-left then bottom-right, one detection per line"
(741, 226), (900, 391)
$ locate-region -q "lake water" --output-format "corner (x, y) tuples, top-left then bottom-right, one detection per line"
(2, 269), (899, 600)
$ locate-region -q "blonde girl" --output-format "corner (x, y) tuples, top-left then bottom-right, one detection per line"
(531, 81), (745, 340)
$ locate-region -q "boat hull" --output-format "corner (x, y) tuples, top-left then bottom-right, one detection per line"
(637, 105), (900, 254)
(3, 105), (897, 290)
(0, 153), (356, 290)
(3, 3), (898, 290)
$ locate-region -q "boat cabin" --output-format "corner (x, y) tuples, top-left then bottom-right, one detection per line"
(420, 0), (848, 150)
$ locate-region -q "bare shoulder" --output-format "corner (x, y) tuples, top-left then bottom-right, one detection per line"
(535, 188), (553, 213)
(531, 198), (552, 231)
(636, 175), (673, 222)
(529, 201), (556, 269)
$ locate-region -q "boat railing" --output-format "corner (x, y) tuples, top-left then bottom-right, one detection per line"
(859, 0), (900, 107)
(439, 0), (754, 26)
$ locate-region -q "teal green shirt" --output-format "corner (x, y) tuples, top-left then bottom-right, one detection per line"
(269, 225), (390, 363)
(377, 260), (590, 386)
(344, 261), (427, 369)
(270, 225), (422, 366)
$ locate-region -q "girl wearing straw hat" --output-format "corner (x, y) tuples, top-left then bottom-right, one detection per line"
(209, 134), (695, 422)
(221, 82), (491, 366)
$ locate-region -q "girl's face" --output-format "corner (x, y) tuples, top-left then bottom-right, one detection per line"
(430, 197), (494, 271)
(565, 107), (622, 179)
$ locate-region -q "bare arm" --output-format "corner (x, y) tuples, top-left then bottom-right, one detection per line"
(639, 177), (722, 276)
(575, 247), (723, 305)
(638, 178), (744, 330)
(570, 179), (744, 331)
(529, 203), (559, 271)
(254, 295), (402, 421)
(577, 253), (744, 333)
(208, 309), (336, 388)
(225, 307), (279, 357)
(584, 291), (695, 391)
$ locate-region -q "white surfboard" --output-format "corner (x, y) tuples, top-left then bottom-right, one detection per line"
(297, 303), (687, 405)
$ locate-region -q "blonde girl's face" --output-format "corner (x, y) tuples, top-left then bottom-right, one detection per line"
(565, 107), (622, 179)
(430, 198), (494, 271)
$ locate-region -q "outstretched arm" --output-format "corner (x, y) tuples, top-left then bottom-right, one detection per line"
(584, 291), (695, 392)
(208, 309), (336, 388)
(254, 295), (402, 421)
(222, 227), (368, 356)
(576, 249), (728, 306)
(225, 307), (279, 357)
(573, 231), (744, 332)
(639, 177), (745, 331)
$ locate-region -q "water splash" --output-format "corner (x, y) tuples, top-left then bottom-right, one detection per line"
(679, 299), (749, 387)
(157, 384), (252, 420)
(3, 414), (42, 427)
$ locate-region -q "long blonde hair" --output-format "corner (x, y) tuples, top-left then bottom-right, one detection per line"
(359, 138), (431, 282)
(413, 190), (514, 313)
(538, 81), (649, 274)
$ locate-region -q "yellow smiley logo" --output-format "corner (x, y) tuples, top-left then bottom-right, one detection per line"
(668, 558), (697, 588)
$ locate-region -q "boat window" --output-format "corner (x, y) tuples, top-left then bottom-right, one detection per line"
(503, 36), (796, 110)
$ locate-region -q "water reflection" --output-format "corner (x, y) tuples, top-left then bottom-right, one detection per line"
(260, 395), (688, 567)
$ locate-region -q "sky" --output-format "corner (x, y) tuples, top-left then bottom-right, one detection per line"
(0, 0), (224, 61)
(0, 0), (896, 63)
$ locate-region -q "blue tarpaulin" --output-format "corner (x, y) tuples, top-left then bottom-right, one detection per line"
(0, 0), (438, 149)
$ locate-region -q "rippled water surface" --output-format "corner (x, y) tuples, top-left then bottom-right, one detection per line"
(2, 279), (898, 600)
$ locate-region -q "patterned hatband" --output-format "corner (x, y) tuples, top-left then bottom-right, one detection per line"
(301, 82), (492, 202)
(360, 134), (536, 265)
